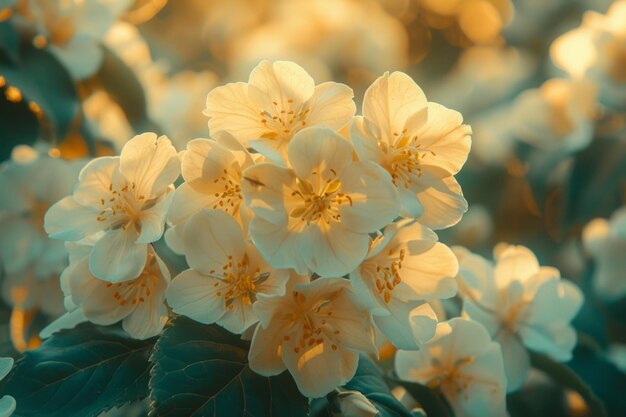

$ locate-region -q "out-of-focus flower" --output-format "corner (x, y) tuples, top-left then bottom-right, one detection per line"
(351, 71), (471, 229)
(333, 390), (378, 417)
(165, 135), (254, 254)
(167, 209), (288, 334)
(416, 0), (514, 46)
(0, 357), (15, 417)
(45, 241), (169, 340)
(230, 0), (408, 87)
(583, 207), (626, 300)
(2, 267), (64, 317)
(248, 277), (377, 398)
(242, 127), (399, 277)
(551, 0), (626, 111)
(0, 145), (79, 278)
(15, 0), (131, 79)
(455, 245), (583, 391)
(395, 318), (508, 417)
(432, 46), (536, 116)
(445, 204), (494, 249)
(349, 219), (457, 349)
(45, 133), (180, 282)
(512, 78), (597, 154)
(470, 105), (516, 166)
(205, 60), (355, 164)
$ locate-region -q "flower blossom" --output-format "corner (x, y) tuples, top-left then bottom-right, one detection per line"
(583, 206), (626, 300)
(242, 126), (399, 277)
(15, 0), (131, 79)
(351, 71), (471, 229)
(349, 219), (458, 349)
(42, 241), (170, 340)
(204, 60), (355, 163)
(165, 133), (254, 254)
(167, 209), (288, 334)
(454, 245), (583, 391)
(395, 318), (508, 417)
(248, 277), (377, 398)
(45, 133), (180, 282)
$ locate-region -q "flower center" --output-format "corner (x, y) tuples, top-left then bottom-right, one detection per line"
(106, 252), (160, 306)
(426, 356), (477, 400)
(209, 254), (269, 308)
(259, 98), (310, 139)
(371, 246), (406, 303)
(283, 291), (342, 354)
(96, 182), (154, 233)
(289, 175), (352, 225)
(381, 129), (435, 188)
(211, 168), (243, 215)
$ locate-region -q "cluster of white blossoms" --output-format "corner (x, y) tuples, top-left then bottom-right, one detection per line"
(46, 59), (597, 409)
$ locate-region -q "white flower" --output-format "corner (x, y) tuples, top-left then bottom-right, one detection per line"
(44, 241), (170, 340)
(242, 126), (400, 277)
(583, 207), (626, 300)
(165, 133), (254, 254)
(167, 209), (289, 334)
(512, 78), (597, 154)
(551, 0), (626, 111)
(248, 277), (377, 398)
(0, 357), (15, 417)
(45, 133), (180, 282)
(2, 267), (65, 318)
(395, 318), (508, 417)
(349, 219), (458, 349)
(351, 71), (471, 229)
(0, 145), (80, 279)
(18, 0), (131, 79)
(204, 60), (355, 163)
(455, 245), (583, 392)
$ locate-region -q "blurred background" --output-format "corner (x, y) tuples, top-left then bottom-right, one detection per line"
(1, 0), (626, 415)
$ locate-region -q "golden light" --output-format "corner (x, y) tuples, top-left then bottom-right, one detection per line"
(124, 0), (169, 24)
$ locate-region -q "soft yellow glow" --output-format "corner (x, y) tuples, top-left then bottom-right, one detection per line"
(551, 29), (596, 78)
(458, 0), (503, 44)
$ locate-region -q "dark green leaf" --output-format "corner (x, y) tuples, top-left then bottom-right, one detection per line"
(0, 20), (19, 63)
(0, 87), (38, 161)
(340, 355), (412, 417)
(149, 316), (309, 417)
(0, 44), (79, 142)
(530, 350), (606, 417)
(0, 323), (155, 417)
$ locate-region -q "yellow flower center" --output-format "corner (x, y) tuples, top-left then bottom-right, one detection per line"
(289, 173), (353, 225)
(259, 98), (310, 139)
(426, 356), (488, 401)
(106, 252), (161, 306)
(370, 244), (406, 304)
(96, 182), (156, 233)
(209, 254), (269, 308)
(211, 168), (243, 215)
(283, 290), (342, 355)
(381, 129), (435, 188)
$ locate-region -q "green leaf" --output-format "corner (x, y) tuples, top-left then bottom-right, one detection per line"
(0, 85), (39, 161)
(340, 355), (411, 417)
(529, 350), (606, 417)
(149, 316), (309, 417)
(96, 46), (159, 134)
(0, 44), (79, 142)
(387, 371), (452, 417)
(0, 323), (155, 417)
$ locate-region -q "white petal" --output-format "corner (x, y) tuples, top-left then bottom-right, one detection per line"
(0, 358), (13, 381)
(51, 37), (103, 79)
(44, 196), (102, 241)
(287, 127), (353, 181)
(248, 216), (309, 274)
(363, 72), (427, 143)
(496, 331), (530, 392)
(39, 309), (88, 339)
(305, 82), (356, 130)
(181, 138), (235, 193)
(167, 269), (227, 325)
(494, 245), (540, 286)
(242, 163), (293, 225)
(248, 322), (288, 376)
(339, 161), (400, 232)
(180, 209), (246, 274)
(73, 156), (120, 206)
(205, 82), (266, 146)
(89, 229), (147, 282)
(119, 133), (180, 198)
(415, 103), (472, 174)
(0, 396), (15, 417)
(374, 301), (438, 349)
(122, 298), (167, 339)
(350, 116), (384, 164)
(167, 182), (215, 226)
(249, 60), (315, 108)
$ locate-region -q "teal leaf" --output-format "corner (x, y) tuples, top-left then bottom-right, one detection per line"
(341, 355), (412, 417)
(0, 44), (79, 143)
(149, 316), (309, 417)
(0, 323), (155, 417)
(0, 83), (38, 161)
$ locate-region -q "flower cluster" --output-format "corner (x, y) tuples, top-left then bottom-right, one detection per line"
(43, 60), (472, 398)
